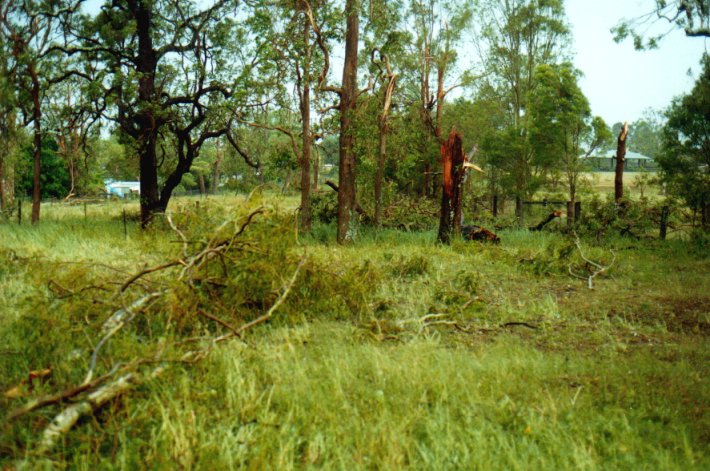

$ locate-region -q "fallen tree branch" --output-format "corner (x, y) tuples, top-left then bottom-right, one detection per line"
(196, 308), (240, 336)
(83, 292), (163, 385)
(215, 257), (306, 343)
(569, 233), (617, 289)
(38, 367), (165, 453)
(7, 366), (121, 421)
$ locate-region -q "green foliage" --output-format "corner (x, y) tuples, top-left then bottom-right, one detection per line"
(658, 55), (710, 225)
(311, 190), (338, 223)
(16, 138), (69, 199)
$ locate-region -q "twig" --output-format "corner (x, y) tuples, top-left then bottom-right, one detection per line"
(501, 321), (538, 330)
(120, 261), (183, 293)
(37, 367), (166, 454)
(215, 257), (306, 343)
(569, 233), (617, 289)
(196, 309), (240, 336)
(7, 366), (121, 421)
(84, 292), (162, 385)
(166, 211), (189, 257)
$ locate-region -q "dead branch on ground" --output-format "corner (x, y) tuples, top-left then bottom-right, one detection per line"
(568, 234), (617, 289)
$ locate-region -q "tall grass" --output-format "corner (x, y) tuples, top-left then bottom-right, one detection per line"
(1, 195), (708, 468)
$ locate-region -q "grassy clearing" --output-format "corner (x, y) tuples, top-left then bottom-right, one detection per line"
(0, 195), (708, 469)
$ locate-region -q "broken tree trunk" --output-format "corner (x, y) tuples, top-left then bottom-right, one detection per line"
(615, 122), (628, 204)
(437, 130), (466, 244)
(530, 210), (563, 231)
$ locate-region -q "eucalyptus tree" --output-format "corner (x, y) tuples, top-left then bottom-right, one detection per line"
(0, 0), (76, 223)
(61, 0), (266, 226)
(476, 0), (569, 211)
(248, 0), (339, 231)
(528, 63), (610, 216)
(301, 0), (366, 243)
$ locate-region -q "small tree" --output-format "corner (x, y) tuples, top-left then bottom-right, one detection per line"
(528, 63), (611, 216)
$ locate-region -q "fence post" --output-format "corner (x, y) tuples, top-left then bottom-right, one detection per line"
(574, 201), (582, 224)
(660, 205), (669, 240)
(492, 195), (498, 218)
(567, 201), (575, 227)
(17, 199), (21, 225)
(123, 208), (127, 239)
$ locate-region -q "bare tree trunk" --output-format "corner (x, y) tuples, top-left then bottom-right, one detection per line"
(30, 66), (41, 225)
(336, 0), (360, 244)
(198, 174), (206, 195)
(515, 196), (523, 226)
(210, 144), (223, 195)
(299, 16), (313, 232)
(134, 2), (161, 227)
(615, 122), (628, 204)
(312, 145), (319, 191)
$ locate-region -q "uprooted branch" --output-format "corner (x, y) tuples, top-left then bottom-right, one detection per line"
(7, 207), (311, 456)
(568, 234), (617, 289)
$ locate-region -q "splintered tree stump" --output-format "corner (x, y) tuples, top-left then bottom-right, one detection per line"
(615, 122), (628, 204)
(437, 130), (466, 244)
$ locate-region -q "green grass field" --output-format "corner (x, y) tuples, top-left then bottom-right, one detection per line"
(0, 194), (708, 469)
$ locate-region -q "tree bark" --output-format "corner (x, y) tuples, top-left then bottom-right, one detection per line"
(30, 65), (41, 225)
(336, 0), (360, 244)
(210, 142), (224, 195)
(615, 122), (628, 204)
(299, 15), (313, 232)
(312, 145), (319, 191)
(198, 174), (206, 195)
(437, 129), (465, 244)
(135, 1), (161, 227)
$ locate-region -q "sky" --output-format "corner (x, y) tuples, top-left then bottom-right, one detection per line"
(566, 0), (708, 125)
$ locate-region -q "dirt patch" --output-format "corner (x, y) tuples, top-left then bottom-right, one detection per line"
(650, 296), (710, 335)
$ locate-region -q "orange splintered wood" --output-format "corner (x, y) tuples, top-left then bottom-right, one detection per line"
(442, 129), (465, 199)
(442, 141), (453, 198)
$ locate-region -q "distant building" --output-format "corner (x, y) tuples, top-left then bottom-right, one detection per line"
(105, 180), (140, 198)
(581, 150), (657, 171)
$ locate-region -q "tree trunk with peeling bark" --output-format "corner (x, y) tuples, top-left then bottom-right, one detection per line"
(336, 0), (360, 244)
(615, 122), (628, 204)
